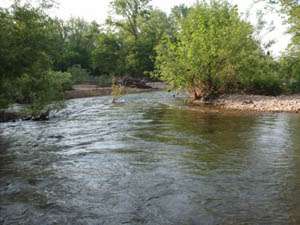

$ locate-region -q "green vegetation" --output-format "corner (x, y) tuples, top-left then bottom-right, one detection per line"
(284, 0), (300, 92)
(154, 0), (299, 99)
(0, 1), (72, 112)
(111, 78), (126, 103)
(0, 0), (300, 117)
(67, 65), (90, 85)
(0, 0), (171, 115)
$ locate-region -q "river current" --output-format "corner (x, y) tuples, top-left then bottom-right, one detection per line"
(0, 91), (300, 225)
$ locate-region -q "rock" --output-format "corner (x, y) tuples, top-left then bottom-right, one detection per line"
(242, 100), (254, 105)
(31, 110), (50, 121)
(206, 94), (300, 113)
(49, 135), (64, 139)
(0, 111), (21, 123)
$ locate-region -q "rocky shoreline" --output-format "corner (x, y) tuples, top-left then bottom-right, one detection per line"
(193, 94), (300, 113)
(2, 90), (300, 123)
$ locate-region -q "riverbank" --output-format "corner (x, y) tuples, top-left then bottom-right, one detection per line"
(193, 94), (300, 113)
(65, 83), (166, 99)
(3, 89), (300, 123)
(0, 83), (166, 122)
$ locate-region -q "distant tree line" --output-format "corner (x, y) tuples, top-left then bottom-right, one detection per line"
(0, 0), (300, 113)
(0, 0), (174, 112)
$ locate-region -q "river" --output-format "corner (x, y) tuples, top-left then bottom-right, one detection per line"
(0, 91), (300, 225)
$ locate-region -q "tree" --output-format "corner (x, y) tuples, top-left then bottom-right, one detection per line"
(0, 1), (71, 112)
(92, 32), (125, 76)
(58, 18), (101, 72)
(168, 4), (190, 38)
(263, 0), (300, 91)
(133, 9), (171, 75)
(155, 1), (278, 100)
(109, 0), (152, 77)
(109, 0), (171, 77)
(110, 0), (151, 40)
(287, 1), (300, 54)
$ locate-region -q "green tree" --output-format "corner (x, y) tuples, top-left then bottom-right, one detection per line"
(287, 1), (300, 55)
(109, 0), (152, 77)
(109, 0), (171, 77)
(155, 1), (278, 99)
(264, 0), (300, 92)
(92, 33), (125, 76)
(133, 9), (171, 75)
(110, 0), (151, 40)
(59, 18), (101, 72)
(0, 1), (71, 112)
(168, 4), (190, 38)
(263, 0), (299, 51)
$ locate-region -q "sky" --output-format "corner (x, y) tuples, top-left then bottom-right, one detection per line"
(1, 0), (248, 22)
(0, 0), (292, 56)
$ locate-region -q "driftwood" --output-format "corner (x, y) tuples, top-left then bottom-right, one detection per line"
(117, 77), (152, 89)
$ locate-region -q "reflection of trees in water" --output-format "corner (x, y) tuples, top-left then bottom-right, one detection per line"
(137, 107), (260, 174)
(0, 136), (8, 152)
(0, 136), (12, 170)
(287, 116), (300, 224)
(138, 107), (300, 224)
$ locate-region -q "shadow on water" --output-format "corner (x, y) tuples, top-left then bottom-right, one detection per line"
(0, 91), (300, 225)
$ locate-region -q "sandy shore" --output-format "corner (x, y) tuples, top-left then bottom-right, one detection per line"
(65, 83), (165, 99)
(65, 85), (112, 99)
(193, 94), (300, 113)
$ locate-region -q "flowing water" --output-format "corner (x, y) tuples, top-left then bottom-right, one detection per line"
(0, 91), (300, 225)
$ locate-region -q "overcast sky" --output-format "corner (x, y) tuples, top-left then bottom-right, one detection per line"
(0, 0), (291, 56)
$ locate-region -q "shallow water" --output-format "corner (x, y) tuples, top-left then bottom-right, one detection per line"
(0, 91), (300, 225)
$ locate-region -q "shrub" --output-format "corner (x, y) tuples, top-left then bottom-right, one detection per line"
(67, 65), (90, 85)
(155, 1), (280, 99)
(238, 55), (283, 95)
(245, 73), (282, 95)
(280, 55), (300, 93)
(16, 71), (71, 113)
(95, 75), (113, 87)
(156, 1), (260, 99)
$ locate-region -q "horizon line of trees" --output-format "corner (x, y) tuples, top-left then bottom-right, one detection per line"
(0, 0), (176, 112)
(0, 0), (300, 114)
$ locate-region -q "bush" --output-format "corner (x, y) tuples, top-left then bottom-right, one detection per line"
(95, 75), (113, 87)
(16, 70), (71, 113)
(155, 1), (268, 99)
(238, 55), (283, 96)
(246, 73), (282, 96)
(280, 55), (300, 93)
(0, 78), (16, 109)
(67, 65), (90, 85)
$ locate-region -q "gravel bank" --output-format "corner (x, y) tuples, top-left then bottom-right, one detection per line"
(194, 94), (300, 113)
